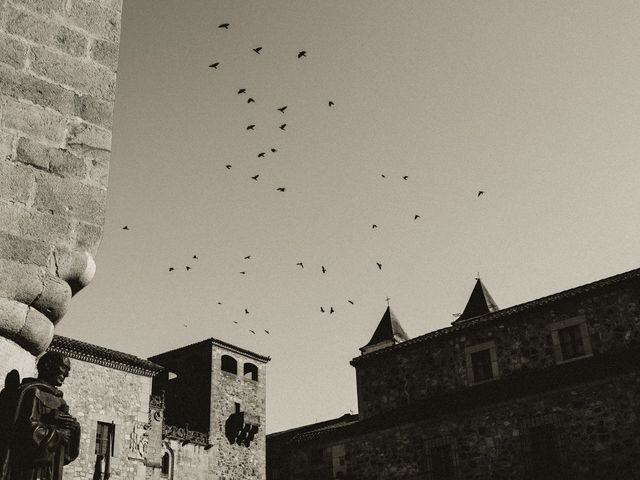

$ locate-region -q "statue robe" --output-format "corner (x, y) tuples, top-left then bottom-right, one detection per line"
(0, 379), (80, 480)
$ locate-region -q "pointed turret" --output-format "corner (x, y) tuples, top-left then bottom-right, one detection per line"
(453, 277), (499, 324)
(360, 306), (410, 355)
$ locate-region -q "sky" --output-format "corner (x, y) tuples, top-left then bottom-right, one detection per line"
(58, 0), (640, 434)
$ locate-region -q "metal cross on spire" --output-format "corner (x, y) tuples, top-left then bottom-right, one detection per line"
(385, 296), (391, 306)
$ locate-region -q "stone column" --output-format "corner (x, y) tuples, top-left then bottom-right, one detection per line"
(0, 0), (123, 386)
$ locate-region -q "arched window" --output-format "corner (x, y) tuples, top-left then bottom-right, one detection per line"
(221, 355), (237, 375)
(243, 362), (258, 381)
(161, 452), (171, 475)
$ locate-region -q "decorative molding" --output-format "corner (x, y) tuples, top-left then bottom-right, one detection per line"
(162, 424), (210, 447)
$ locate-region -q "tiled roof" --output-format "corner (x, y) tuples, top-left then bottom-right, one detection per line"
(352, 266), (640, 365)
(48, 335), (163, 377)
(453, 277), (499, 323)
(361, 306), (409, 352)
(267, 414), (359, 445)
(149, 337), (270, 363)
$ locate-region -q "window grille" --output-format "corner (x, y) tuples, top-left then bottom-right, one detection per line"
(521, 413), (565, 480)
(426, 436), (459, 480)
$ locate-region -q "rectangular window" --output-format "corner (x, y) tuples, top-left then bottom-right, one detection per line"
(95, 421), (114, 455)
(529, 424), (562, 480)
(558, 324), (585, 360)
(550, 316), (592, 364)
(471, 349), (493, 382)
(430, 444), (454, 480)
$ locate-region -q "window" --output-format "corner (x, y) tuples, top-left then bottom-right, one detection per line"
(550, 316), (592, 364)
(426, 437), (458, 480)
(244, 363), (258, 381)
(528, 424), (562, 479)
(465, 341), (499, 385)
(161, 452), (171, 475)
(95, 421), (114, 455)
(221, 355), (238, 374)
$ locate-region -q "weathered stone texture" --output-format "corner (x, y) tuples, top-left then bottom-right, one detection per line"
(0, 336), (35, 388)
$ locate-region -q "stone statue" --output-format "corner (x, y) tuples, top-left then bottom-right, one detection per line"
(0, 352), (80, 480)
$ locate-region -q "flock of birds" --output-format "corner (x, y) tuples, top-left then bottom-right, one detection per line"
(121, 22), (486, 339)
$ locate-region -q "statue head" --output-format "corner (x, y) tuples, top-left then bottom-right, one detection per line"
(37, 352), (71, 388)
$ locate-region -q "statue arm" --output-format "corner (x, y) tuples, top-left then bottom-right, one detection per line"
(18, 390), (66, 458)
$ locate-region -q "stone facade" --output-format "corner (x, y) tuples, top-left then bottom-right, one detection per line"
(267, 267), (640, 480)
(0, 0), (122, 384)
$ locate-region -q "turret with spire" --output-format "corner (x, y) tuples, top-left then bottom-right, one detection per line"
(452, 277), (499, 324)
(360, 302), (410, 355)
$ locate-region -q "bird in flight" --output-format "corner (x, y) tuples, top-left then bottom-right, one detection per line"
(376, 262), (382, 270)
(122, 225), (129, 230)
(477, 190), (485, 197)
(321, 265), (326, 273)
(372, 224), (378, 229)
(257, 152), (265, 158)
(249, 329), (256, 334)
(247, 98), (255, 104)
(320, 307), (325, 313)
(193, 254), (198, 259)
(264, 330), (270, 334)
(328, 101), (334, 107)
(244, 255), (251, 259)
(209, 62), (219, 69)
(251, 174), (259, 181)
(347, 300), (354, 305)
(381, 174), (386, 178)
(183, 324), (188, 328)
(271, 148), (278, 153)
(218, 23), (229, 29)
(245, 308), (249, 314)
(330, 307), (334, 314)
(240, 271), (246, 274)
(247, 124), (255, 130)
(276, 187), (286, 192)
(238, 88), (246, 94)
(226, 164), (232, 169)
(253, 47), (262, 54)
(298, 50), (307, 58)
(277, 106), (287, 113)
(296, 262), (304, 268)
(186, 266), (191, 271)
(414, 214), (421, 220)
(217, 302), (222, 305)
(168, 267), (174, 272)
(402, 175), (408, 180)
(279, 124), (286, 130)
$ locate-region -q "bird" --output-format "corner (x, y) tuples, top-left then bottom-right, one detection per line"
(372, 224), (378, 229)
(297, 50), (306, 58)
(402, 175), (408, 180)
(321, 265), (326, 273)
(320, 307), (325, 313)
(330, 307), (334, 314)
(253, 47), (262, 54)
(183, 324), (188, 328)
(478, 190), (485, 197)
(381, 174), (386, 178)
(247, 98), (255, 104)
(168, 267), (174, 272)
(185, 266), (191, 271)
(245, 308), (249, 314)
(264, 330), (270, 334)
(217, 302), (222, 305)
(193, 255), (198, 259)
(376, 262), (382, 270)
(257, 152), (265, 158)
(279, 124), (286, 130)
(226, 165), (232, 169)
(414, 214), (421, 220)
(247, 124), (255, 130)
(240, 271), (246, 274)
(328, 101), (334, 107)
(347, 300), (354, 305)
(209, 62), (219, 69)
(271, 148), (277, 153)
(251, 174), (259, 181)
(276, 187), (285, 192)
(233, 320), (238, 324)
(237, 88), (246, 94)
(296, 262), (304, 268)
(122, 225), (129, 230)
(249, 329), (256, 334)
(277, 106), (287, 113)
(218, 23), (229, 29)
(244, 255), (251, 259)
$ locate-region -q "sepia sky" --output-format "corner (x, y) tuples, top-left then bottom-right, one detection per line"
(57, 0), (640, 433)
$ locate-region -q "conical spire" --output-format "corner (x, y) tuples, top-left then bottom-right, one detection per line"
(360, 306), (410, 354)
(453, 277), (499, 324)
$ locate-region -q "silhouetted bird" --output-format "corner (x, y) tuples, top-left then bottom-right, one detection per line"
(402, 175), (408, 180)
(279, 124), (286, 130)
(183, 324), (188, 328)
(251, 174), (259, 181)
(244, 255), (251, 259)
(247, 124), (255, 130)
(233, 320), (238, 323)
(186, 266), (191, 271)
(218, 23), (229, 29)
(209, 62), (219, 69)
(238, 88), (246, 94)
(298, 50), (306, 58)
(328, 101), (334, 107)
(193, 255), (198, 259)
(169, 267), (174, 272)
(247, 98), (255, 103)
(264, 330), (270, 334)
(478, 190), (485, 197)
(414, 214), (421, 220)
(320, 307), (325, 313)
(277, 106), (287, 113)
(249, 329), (256, 334)
(330, 307), (334, 314)
(240, 271), (246, 274)
(376, 262), (382, 270)
(245, 308), (249, 314)
(321, 266), (326, 273)
(257, 152), (265, 158)
(381, 174), (386, 178)
(271, 148), (277, 153)
(226, 165), (232, 169)
(296, 262), (304, 268)
(122, 225), (129, 230)
(348, 300), (354, 305)
(253, 47), (262, 54)
(276, 187), (285, 192)
(372, 225), (378, 229)
(218, 302), (222, 305)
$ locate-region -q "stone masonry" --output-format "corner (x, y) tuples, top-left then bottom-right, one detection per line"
(0, 0), (122, 385)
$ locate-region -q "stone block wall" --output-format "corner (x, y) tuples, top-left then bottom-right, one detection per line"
(0, 0), (122, 384)
(61, 357), (153, 480)
(354, 277), (640, 419)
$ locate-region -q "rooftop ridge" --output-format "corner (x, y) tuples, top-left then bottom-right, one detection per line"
(149, 337), (270, 363)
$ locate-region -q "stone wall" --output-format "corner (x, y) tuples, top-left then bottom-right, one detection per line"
(354, 277), (640, 419)
(61, 356), (153, 480)
(0, 0), (122, 384)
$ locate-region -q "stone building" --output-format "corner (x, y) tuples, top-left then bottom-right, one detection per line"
(267, 267), (640, 480)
